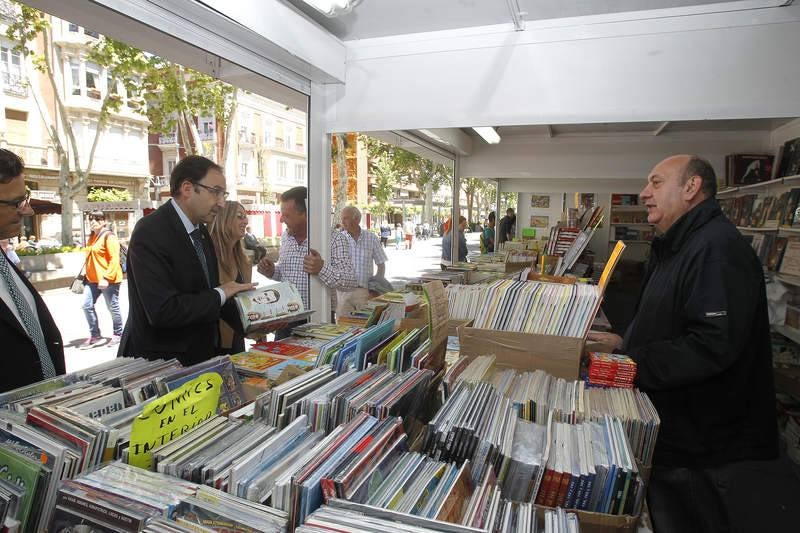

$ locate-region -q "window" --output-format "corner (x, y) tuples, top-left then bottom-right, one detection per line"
(241, 161), (248, 176)
(262, 117), (272, 145)
(70, 58), (80, 95)
(199, 116), (215, 140)
(84, 29), (99, 39)
(68, 23), (79, 32)
(1, 45), (21, 77)
(277, 160), (287, 178)
(274, 120), (285, 148)
(295, 163), (306, 184)
(106, 74), (117, 95)
(285, 129), (293, 151)
(85, 62), (101, 99)
(167, 159), (176, 173)
(295, 126), (304, 150)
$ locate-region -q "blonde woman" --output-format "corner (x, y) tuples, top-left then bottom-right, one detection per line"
(209, 200), (251, 354)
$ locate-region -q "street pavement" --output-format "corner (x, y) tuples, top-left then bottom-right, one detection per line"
(42, 231), (481, 373)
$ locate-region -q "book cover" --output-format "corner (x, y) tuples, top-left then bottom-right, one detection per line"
(234, 282), (311, 335)
(726, 154), (774, 185)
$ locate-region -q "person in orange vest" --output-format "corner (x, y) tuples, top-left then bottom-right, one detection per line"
(80, 210), (124, 348)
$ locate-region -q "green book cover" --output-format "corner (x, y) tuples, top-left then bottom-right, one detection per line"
(0, 443), (44, 533)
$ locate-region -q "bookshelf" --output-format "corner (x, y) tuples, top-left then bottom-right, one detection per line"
(609, 195), (652, 262)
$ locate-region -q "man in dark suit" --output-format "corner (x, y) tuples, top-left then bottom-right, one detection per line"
(118, 156), (255, 365)
(0, 149), (64, 392)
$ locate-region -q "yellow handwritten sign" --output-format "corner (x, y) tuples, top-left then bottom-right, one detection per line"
(127, 372), (222, 469)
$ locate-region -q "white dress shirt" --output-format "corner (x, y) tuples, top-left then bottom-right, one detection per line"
(170, 199), (226, 305)
(0, 251), (39, 329)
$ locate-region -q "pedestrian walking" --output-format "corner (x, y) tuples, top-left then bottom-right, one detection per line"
(80, 210), (123, 348)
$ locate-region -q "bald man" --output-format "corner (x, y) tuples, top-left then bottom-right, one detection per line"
(589, 155), (777, 532)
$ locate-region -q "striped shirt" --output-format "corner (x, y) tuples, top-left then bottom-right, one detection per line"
(274, 229), (356, 309)
(343, 228), (388, 288)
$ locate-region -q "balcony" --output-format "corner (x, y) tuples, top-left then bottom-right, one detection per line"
(238, 130), (256, 145)
(4, 143), (56, 169)
(2, 72), (27, 98)
(158, 133), (177, 145)
(0, 0), (16, 22)
(199, 131), (216, 142)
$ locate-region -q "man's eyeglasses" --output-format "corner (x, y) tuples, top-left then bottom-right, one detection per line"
(0, 191), (31, 210)
(194, 182), (229, 200)
(88, 216), (105, 221)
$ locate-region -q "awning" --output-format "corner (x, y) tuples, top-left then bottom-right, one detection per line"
(31, 198), (61, 215)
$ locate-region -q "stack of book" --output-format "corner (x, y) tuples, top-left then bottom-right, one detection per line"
(535, 417), (643, 516)
(447, 280), (600, 338)
(586, 352), (637, 388)
(50, 462), (287, 532)
(250, 364), (432, 436)
(433, 359), (660, 474)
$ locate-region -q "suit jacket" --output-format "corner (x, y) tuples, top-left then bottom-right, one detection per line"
(0, 259), (65, 392)
(118, 201), (240, 366)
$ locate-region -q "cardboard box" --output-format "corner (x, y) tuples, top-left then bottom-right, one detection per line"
(536, 507), (639, 533)
(458, 326), (584, 380)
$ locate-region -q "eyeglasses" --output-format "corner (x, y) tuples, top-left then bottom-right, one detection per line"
(194, 182), (229, 200)
(0, 191), (31, 210)
(88, 216), (105, 221)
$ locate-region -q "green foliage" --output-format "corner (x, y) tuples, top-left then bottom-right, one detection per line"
(5, 3), (47, 61)
(142, 58), (235, 135)
(87, 187), (132, 202)
(17, 245), (80, 256)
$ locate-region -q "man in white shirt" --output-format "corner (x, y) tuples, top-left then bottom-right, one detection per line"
(0, 148), (64, 391)
(337, 205), (388, 316)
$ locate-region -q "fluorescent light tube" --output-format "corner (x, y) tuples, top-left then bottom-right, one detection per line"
(473, 127), (501, 144)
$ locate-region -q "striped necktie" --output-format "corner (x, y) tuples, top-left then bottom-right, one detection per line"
(190, 228), (211, 287)
(0, 252), (56, 378)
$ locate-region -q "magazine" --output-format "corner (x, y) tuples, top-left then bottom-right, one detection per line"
(234, 282), (314, 335)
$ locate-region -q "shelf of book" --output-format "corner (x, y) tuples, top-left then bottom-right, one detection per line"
(774, 366), (800, 400)
(776, 274), (800, 287)
(780, 227), (800, 234)
(736, 226), (779, 232)
(610, 223), (653, 227)
(718, 174), (800, 197)
(610, 205), (647, 212)
(774, 324), (800, 346)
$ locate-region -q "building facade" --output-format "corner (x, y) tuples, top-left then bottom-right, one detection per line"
(0, 3), (150, 243)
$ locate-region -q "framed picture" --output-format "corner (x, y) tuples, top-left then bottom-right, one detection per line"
(530, 215), (549, 228)
(531, 195), (550, 208)
(579, 193), (596, 210)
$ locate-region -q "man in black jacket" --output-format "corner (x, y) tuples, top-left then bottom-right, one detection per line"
(118, 156), (255, 365)
(589, 155), (778, 532)
(0, 148), (64, 391)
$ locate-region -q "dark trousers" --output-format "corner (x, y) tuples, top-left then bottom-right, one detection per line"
(648, 459), (782, 533)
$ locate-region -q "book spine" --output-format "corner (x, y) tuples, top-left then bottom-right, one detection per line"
(554, 472), (571, 508)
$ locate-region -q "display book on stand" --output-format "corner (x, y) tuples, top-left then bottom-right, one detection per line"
(0, 280), (591, 533)
(443, 238), (655, 533)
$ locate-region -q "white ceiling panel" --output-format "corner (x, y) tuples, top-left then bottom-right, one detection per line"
(284, 0), (751, 41)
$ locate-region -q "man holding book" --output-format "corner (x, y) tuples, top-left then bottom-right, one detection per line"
(0, 149), (64, 391)
(588, 155), (778, 532)
(118, 156), (255, 365)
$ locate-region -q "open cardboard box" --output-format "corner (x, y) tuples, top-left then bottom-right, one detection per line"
(536, 507), (639, 533)
(458, 326), (585, 380)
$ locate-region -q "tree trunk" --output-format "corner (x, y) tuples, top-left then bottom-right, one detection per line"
(221, 91), (238, 192)
(333, 133), (348, 225)
(184, 110), (204, 158)
(58, 154), (72, 245)
(424, 180), (434, 224)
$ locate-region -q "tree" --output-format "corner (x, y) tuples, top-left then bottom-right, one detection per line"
(331, 133), (348, 225)
(361, 135), (452, 224)
(461, 177), (489, 225)
(370, 156), (398, 222)
(141, 59), (236, 164)
(6, 2), (148, 244)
